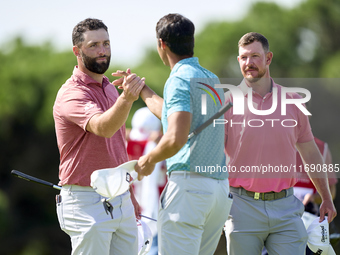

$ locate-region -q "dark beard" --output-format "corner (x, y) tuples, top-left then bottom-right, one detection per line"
(80, 50), (110, 74)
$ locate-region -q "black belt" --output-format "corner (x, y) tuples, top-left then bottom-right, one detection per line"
(230, 187), (293, 201)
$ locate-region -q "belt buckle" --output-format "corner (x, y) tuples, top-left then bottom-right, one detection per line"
(254, 192), (260, 200)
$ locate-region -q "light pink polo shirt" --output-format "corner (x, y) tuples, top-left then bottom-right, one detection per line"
(53, 67), (128, 186)
(225, 79), (314, 192)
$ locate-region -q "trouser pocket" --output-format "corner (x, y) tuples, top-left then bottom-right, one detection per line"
(56, 195), (66, 231)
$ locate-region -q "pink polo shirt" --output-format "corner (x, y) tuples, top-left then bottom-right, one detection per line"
(225, 79), (314, 192)
(53, 67), (128, 186)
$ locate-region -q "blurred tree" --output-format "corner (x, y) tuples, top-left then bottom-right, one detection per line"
(0, 37), (75, 254)
(123, 48), (169, 126)
(1, 0), (340, 254)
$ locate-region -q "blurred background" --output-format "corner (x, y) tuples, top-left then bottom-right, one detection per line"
(0, 0), (339, 254)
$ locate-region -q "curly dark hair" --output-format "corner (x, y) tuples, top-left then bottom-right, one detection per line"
(72, 18), (108, 46)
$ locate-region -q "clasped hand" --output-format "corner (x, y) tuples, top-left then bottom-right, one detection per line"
(112, 68), (145, 102)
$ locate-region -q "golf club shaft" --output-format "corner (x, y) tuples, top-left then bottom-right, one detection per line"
(11, 170), (61, 190)
(12, 170), (159, 223)
(188, 102), (233, 139)
(12, 170), (158, 222)
(11, 169), (138, 194)
(139, 214), (157, 222)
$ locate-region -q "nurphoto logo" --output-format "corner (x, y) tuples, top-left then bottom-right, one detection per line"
(199, 84), (312, 128)
(198, 82), (223, 115)
(215, 84), (311, 116)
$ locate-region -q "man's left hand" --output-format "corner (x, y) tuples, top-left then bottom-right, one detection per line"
(135, 154), (156, 181)
(319, 199), (337, 223)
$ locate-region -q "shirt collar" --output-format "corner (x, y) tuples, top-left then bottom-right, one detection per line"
(239, 78), (277, 98)
(170, 57), (198, 75)
(73, 66), (109, 87)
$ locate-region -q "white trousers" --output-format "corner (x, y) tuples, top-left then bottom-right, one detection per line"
(56, 185), (138, 255)
(158, 171), (233, 255)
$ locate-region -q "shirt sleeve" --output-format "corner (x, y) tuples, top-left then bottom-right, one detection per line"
(224, 91), (233, 138)
(59, 88), (103, 131)
(294, 94), (314, 143)
(165, 76), (191, 117)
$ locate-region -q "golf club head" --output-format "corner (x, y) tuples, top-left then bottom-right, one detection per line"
(90, 160), (138, 199)
(137, 219), (153, 255)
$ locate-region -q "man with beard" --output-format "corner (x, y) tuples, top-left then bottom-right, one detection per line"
(223, 32), (336, 255)
(53, 18), (145, 254)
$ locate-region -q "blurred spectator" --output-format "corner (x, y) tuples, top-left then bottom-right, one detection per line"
(126, 107), (167, 255)
(294, 137), (338, 255)
(294, 137), (337, 215)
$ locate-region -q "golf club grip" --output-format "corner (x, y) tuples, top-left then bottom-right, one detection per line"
(188, 102), (233, 139)
(11, 170), (61, 190)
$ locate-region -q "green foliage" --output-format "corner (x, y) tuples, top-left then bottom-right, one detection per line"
(123, 47), (169, 127)
(0, 190), (9, 235)
(20, 239), (49, 255)
(320, 52), (340, 78)
(1, 0), (340, 254)
(0, 38), (75, 134)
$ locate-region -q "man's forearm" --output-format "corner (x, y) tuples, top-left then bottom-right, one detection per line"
(297, 140), (333, 201)
(146, 132), (185, 165)
(297, 140), (337, 222)
(140, 85), (163, 119)
(146, 111), (191, 164)
(86, 95), (133, 138)
(313, 185), (336, 204)
(307, 171), (332, 201)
